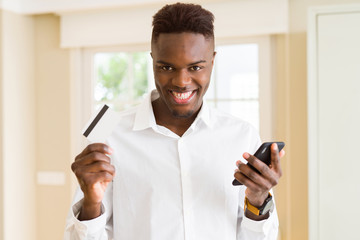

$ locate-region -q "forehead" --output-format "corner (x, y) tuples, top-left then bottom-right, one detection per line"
(151, 32), (214, 62)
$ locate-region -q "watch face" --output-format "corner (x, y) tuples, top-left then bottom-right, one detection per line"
(261, 199), (274, 215)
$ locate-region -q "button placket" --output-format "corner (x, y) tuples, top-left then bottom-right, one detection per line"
(177, 138), (193, 240)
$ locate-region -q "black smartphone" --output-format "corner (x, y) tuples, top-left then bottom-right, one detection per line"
(232, 142), (285, 186)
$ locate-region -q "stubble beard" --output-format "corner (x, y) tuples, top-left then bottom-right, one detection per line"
(171, 109), (196, 119)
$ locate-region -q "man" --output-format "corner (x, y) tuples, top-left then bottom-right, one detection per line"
(65, 3), (284, 240)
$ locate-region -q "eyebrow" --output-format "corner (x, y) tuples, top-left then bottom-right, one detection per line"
(156, 60), (207, 66)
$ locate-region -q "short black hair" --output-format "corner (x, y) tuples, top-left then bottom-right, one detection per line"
(152, 2), (215, 43)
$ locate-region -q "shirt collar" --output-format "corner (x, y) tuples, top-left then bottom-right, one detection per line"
(193, 100), (212, 129)
(133, 89), (213, 131)
(133, 90), (158, 131)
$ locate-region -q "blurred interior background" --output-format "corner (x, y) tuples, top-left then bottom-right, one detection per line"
(0, 0), (359, 239)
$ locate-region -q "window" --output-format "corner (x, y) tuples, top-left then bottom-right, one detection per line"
(93, 51), (153, 111)
(206, 44), (259, 129)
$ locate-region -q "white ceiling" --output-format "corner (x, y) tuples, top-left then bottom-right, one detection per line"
(0, 0), (224, 14)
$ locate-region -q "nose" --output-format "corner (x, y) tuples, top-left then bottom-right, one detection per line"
(172, 69), (191, 87)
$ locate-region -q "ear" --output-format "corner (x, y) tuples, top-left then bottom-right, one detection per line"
(211, 51), (217, 66)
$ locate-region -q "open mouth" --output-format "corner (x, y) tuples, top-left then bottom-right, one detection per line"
(170, 90), (196, 104)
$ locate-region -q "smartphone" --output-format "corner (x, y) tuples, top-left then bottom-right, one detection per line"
(232, 141), (285, 186)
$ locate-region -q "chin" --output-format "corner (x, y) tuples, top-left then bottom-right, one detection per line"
(171, 109), (195, 119)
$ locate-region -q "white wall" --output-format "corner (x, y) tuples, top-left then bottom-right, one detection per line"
(0, 0), (21, 13)
(1, 10), (37, 240)
(1, 0), (217, 14)
(308, 5), (360, 240)
(0, 10), (3, 239)
(60, 0), (288, 48)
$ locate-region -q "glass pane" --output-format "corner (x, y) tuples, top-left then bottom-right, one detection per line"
(217, 100), (259, 130)
(215, 44), (259, 99)
(95, 52), (129, 102)
(133, 52), (149, 98)
(94, 51), (150, 112)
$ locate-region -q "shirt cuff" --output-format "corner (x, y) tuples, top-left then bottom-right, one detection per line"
(241, 207), (278, 233)
(71, 198), (107, 235)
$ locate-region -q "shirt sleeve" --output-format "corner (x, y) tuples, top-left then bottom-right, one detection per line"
(63, 183), (113, 240)
(236, 188), (279, 240)
(236, 123), (279, 239)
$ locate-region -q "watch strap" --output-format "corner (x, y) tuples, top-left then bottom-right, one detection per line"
(244, 192), (272, 216)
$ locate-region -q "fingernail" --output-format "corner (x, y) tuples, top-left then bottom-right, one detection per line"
(234, 169), (240, 173)
(236, 160), (241, 167)
(243, 152), (250, 159)
(273, 143), (278, 150)
(108, 147), (114, 154)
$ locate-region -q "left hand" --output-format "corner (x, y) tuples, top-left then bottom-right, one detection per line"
(234, 143), (285, 207)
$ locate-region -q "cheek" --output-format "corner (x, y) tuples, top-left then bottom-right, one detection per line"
(154, 72), (167, 87)
(196, 72), (211, 91)
(203, 80), (210, 93)
(199, 81), (210, 98)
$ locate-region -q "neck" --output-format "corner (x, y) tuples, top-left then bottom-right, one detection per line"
(152, 98), (200, 137)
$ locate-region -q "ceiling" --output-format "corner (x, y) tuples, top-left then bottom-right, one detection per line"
(0, 0), (226, 15)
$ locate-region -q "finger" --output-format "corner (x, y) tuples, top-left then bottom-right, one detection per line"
(75, 143), (113, 160)
(234, 170), (262, 192)
(72, 152), (111, 172)
(243, 152), (274, 180)
(81, 162), (116, 175)
(73, 153), (111, 171)
(80, 151), (111, 164)
(279, 149), (285, 158)
(237, 161), (272, 190)
(79, 171), (115, 188)
(243, 152), (254, 165)
(270, 143), (282, 173)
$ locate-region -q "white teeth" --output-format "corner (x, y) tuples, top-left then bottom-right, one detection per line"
(172, 91), (192, 100)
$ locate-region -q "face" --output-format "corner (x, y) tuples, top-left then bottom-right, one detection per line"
(151, 32), (216, 119)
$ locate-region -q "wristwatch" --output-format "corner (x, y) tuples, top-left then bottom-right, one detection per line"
(244, 193), (274, 216)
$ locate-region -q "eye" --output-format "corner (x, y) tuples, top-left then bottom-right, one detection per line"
(160, 65), (174, 71)
(189, 66), (202, 71)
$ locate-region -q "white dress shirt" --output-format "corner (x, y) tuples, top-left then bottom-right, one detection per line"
(64, 90), (279, 240)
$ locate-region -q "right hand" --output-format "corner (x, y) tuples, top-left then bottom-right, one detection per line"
(71, 143), (115, 220)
